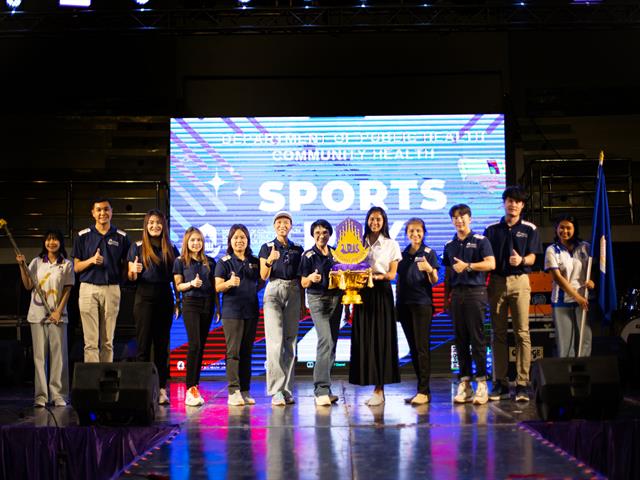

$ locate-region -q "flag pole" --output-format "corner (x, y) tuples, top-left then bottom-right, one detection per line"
(577, 151), (603, 357)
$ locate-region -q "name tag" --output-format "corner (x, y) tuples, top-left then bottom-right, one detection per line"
(107, 239), (119, 247)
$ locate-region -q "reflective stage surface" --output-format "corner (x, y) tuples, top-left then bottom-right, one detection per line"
(0, 378), (604, 479)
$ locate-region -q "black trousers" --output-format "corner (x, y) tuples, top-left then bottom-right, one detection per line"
(451, 286), (488, 380)
(398, 304), (433, 394)
(182, 296), (214, 388)
(222, 317), (258, 393)
(133, 283), (174, 388)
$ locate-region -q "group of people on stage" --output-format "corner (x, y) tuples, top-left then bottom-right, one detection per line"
(16, 185), (596, 409)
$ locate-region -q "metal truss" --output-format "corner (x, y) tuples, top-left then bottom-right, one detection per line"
(1, 2), (640, 36)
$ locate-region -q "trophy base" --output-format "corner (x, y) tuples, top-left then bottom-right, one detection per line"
(342, 289), (363, 305)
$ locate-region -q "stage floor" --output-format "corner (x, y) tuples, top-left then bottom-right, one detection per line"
(0, 377), (606, 479)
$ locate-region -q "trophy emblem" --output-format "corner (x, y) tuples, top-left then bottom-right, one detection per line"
(329, 218), (373, 305)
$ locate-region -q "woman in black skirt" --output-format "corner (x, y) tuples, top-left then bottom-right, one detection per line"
(349, 206), (402, 406)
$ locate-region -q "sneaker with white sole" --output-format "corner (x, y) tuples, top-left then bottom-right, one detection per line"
(228, 390), (245, 406)
(284, 393), (295, 405)
(315, 395), (332, 406)
(515, 385), (530, 402)
(411, 393), (430, 405)
(241, 391), (256, 405)
(472, 381), (489, 405)
(453, 381), (474, 403)
(158, 388), (170, 405)
(271, 392), (286, 406)
(488, 380), (510, 401)
(53, 398), (67, 407)
(185, 386), (204, 407)
(34, 398), (46, 408)
(366, 391), (385, 406)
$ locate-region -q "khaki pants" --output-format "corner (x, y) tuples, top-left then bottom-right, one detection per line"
(79, 283), (121, 363)
(488, 274), (531, 386)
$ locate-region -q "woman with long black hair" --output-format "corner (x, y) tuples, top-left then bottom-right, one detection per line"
(349, 206), (402, 406)
(128, 209), (178, 405)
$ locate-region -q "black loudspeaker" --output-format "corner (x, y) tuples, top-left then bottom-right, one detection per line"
(532, 356), (622, 421)
(72, 362), (158, 425)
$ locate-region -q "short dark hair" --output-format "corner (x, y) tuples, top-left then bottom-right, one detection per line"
(552, 213), (582, 246)
(39, 229), (68, 259)
(363, 206), (391, 239)
(449, 204), (471, 218)
(404, 217), (428, 238)
(91, 197), (112, 209)
(502, 186), (528, 203)
(310, 219), (333, 237)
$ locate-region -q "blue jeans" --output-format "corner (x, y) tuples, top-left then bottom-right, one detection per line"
(553, 304), (592, 357)
(263, 279), (301, 396)
(307, 293), (343, 396)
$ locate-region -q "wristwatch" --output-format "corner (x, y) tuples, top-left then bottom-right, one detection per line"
(465, 264), (473, 273)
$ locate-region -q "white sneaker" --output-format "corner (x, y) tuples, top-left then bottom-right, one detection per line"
(410, 393), (430, 405)
(228, 390), (245, 406)
(315, 395), (332, 406)
(366, 391), (385, 406)
(454, 381), (474, 403)
(472, 381), (489, 405)
(271, 392), (286, 406)
(34, 398), (46, 408)
(53, 398), (67, 407)
(158, 388), (170, 405)
(185, 386), (204, 407)
(241, 391), (256, 405)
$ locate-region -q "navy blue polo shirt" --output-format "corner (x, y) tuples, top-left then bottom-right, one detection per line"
(483, 217), (542, 276)
(214, 253), (261, 319)
(172, 256), (215, 298)
(298, 245), (340, 296)
(397, 244), (439, 306)
(258, 238), (303, 280)
(73, 225), (130, 285)
(442, 230), (494, 287)
(127, 241), (179, 284)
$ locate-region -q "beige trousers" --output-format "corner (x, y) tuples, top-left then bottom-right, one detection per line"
(79, 283), (121, 363)
(488, 274), (531, 386)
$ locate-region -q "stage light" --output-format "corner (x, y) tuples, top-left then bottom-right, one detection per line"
(6, 0), (22, 10)
(59, 0), (92, 7)
(134, 0), (150, 5)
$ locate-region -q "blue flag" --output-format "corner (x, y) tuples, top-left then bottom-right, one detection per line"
(590, 160), (617, 322)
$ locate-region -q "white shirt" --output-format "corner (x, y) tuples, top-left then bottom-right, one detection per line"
(544, 241), (590, 305)
(365, 235), (402, 275)
(26, 257), (75, 324)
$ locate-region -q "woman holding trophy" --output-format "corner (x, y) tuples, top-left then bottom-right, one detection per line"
(349, 206), (402, 406)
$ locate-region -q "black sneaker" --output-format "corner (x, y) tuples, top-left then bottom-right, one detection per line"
(515, 385), (530, 402)
(488, 381), (510, 401)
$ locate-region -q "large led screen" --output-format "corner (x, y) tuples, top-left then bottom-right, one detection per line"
(169, 114), (506, 377)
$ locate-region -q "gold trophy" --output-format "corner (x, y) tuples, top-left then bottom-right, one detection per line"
(328, 218), (373, 305)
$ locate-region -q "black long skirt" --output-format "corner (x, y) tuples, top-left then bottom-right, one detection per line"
(349, 280), (401, 386)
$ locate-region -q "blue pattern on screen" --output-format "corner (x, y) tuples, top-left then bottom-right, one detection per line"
(169, 114), (506, 369)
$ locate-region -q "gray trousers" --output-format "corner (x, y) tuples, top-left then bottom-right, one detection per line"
(30, 322), (69, 403)
(553, 305), (592, 357)
(307, 293), (343, 397)
(263, 279), (301, 396)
